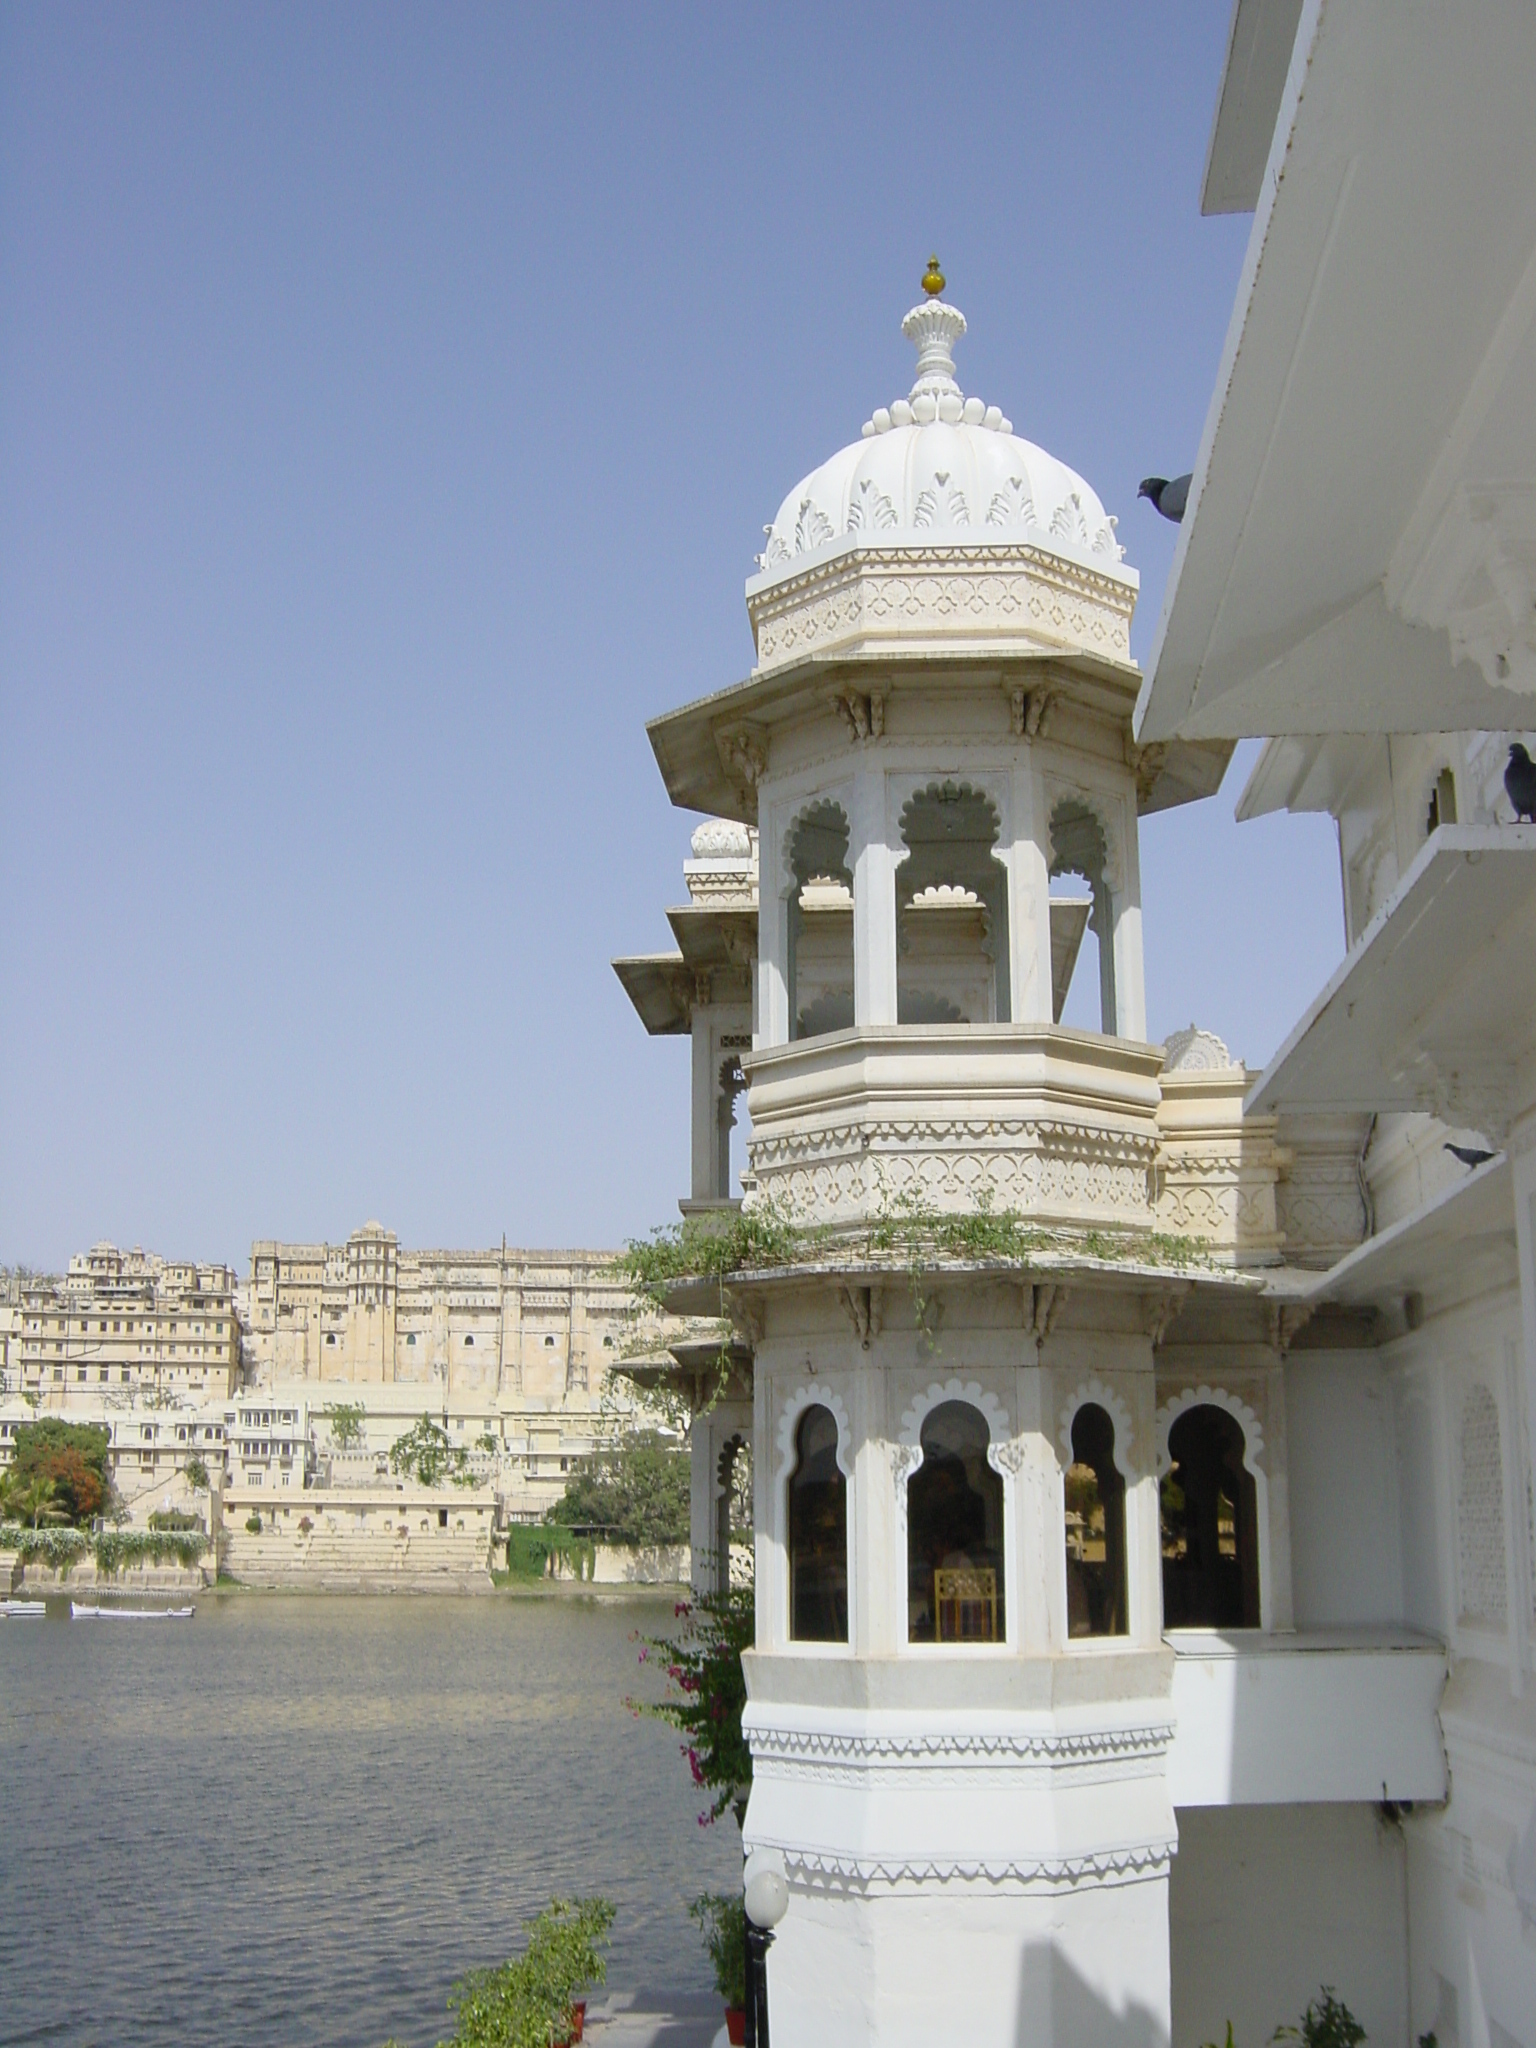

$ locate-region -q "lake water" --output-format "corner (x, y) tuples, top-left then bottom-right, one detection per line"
(0, 1592), (742, 2048)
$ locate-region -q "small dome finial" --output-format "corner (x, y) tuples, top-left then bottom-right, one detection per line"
(922, 254), (946, 297)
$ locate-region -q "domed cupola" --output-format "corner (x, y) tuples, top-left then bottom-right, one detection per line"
(747, 260), (1136, 675)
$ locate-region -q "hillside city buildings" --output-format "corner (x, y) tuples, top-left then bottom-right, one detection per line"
(0, 1225), (668, 1551)
(612, 9), (1536, 2042)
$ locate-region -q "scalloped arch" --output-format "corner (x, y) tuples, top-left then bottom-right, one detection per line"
(1043, 779), (1124, 897)
(775, 1383), (854, 1496)
(1155, 1384), (1265, 1478)
(898, 1376), (1011, 1452)
(1057, 1377), (1137, 1481)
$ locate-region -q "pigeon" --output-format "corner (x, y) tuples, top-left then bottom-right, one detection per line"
(1505, 742), (1536, 822)
(1444, 1142), (1496, 1169)
(1138, 473), (1192, 523)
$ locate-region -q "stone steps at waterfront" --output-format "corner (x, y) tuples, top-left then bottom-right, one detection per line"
(222, 1523), (493, 1588)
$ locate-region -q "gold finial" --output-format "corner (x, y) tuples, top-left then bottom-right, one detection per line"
(922, 254), (945, 297)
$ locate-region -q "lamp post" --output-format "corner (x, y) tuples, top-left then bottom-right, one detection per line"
(742, 1849), (789, 2048)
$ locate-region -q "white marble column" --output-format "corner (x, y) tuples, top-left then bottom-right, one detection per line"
(850, 766), (900, 1027)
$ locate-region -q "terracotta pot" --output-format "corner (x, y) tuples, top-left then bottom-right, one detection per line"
(725, 2007), (746, 2046)
(555, 1999), (586, 2047)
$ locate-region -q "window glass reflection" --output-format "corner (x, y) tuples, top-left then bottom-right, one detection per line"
(907, 1400), (1005, 1643)
(1065, 1402), (1127, 1638)
(1160, 1403), (1260, 1628)
(788, 1403), (848, 1642)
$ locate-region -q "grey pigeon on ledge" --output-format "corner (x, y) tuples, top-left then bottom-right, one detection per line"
(1444, 1143), (1496, 1169)
(1138, 473), (1192, 522)
(1505, 742), (1536, 822)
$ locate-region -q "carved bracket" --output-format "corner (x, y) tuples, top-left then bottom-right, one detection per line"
(1267, 1300), (1315, 1354)
(1008, 683), (1055, 739)
(1133, 742), (1170, 806)
(715, 722), (770, 795)
(1143, 1284), (1188, 1349)
(831, 688), (886, 743)
(836, 1282), (884, 1350)
(1031, 1282), (1068, 1340)
(730, 1293), (766, 1349)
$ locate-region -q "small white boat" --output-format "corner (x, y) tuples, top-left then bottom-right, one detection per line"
(1, 1599), (46, 1617)
(70, 1601), (195, 1620)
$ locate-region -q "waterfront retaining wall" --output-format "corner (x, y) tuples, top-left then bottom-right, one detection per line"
(221, 1483), (495, 1590)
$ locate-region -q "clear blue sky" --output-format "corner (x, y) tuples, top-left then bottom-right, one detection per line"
(0, 3), (1344, 1269)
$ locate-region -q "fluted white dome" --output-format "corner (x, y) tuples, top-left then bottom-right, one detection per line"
(756, 293), (1123, 580)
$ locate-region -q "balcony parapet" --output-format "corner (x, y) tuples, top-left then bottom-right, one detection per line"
(744, 1025), (1164, 1235)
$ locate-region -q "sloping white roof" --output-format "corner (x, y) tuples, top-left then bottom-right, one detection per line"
(1138, 0), (1536, 744)
(1246, 825), (1536, 1133)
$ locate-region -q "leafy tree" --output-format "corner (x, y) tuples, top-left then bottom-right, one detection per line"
(184, 1456), (210, 1491)
(11, 1420), (111, 1525)
(0, 1471), (66, 1529)
(324, 1402), (367, 1451)
(632, 1581), (754, 1828)
(389, 1415), (466, 1488)
(546, 1431), (689, 1546)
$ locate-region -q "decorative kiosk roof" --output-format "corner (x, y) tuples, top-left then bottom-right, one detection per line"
(649, 272), (1229, 821)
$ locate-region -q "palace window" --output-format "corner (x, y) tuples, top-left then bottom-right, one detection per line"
(787, 1406), (847, 1642)
(907, 1401), (1005, 1643)
(1049, 796), (1117, 1032)
(786, 800), (854, 1039)
(896, 781), (1010, 1024)
(1160, 1404), (1260, 1628)
(1064, 1404), (1127, 1638)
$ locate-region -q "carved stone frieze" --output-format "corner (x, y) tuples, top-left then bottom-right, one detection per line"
(770, 1839), (1177, 1897)
(748, 1720), (1174, 1771)
(748, 1115), (1158, 1233)
(747, 544), (1135, 674)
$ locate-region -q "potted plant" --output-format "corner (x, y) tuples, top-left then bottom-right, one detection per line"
(689, 1893), (747, 2045)
(441, 1896), (613, 2047)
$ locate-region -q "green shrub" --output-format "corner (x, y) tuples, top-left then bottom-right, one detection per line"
(440, 1896), (614, 2048)
(148, 1508), (202, 1532)
(94, 1528), (206, 1574)
(505, 1524), (594, 1582)
(1273, 1990), (1367, 2048)
(689, 1893), (746, 2009)
(0, 1523), (88, 1565)
(245, 1513), (263, 1535)
(184, 1457), (210, 1491)
(632, 1582), (754, 1829)
(545, 1432), (689, 1547)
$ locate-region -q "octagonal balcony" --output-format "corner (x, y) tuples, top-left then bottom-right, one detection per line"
(743, 1023), (1164, 1235)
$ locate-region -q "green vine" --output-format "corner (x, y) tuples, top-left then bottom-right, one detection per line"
(617, 1185), (1211, 1351)
(93, 1528), (206, 1574)
(0, 1523), (206, 1572)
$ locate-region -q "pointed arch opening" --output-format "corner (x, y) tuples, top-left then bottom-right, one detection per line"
(1065, 1402), (1127, 1638)
(907, 1399), (1006, 1642)
(1049, 797), (1117, 1033)
(1160, 1403), (1260, 1628)
(785, 801), (853, 1040)
(787, 1403), (848, 1641)
(896, 781), (1010, 1025)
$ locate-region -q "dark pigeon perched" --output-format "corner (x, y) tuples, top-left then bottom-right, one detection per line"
(1138, 473), (1192, 523)
(1444, 1143), (1496, 1169)
(1505, 742), (1536, 822)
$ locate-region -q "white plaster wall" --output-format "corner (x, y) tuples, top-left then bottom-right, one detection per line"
(769, 1878), (1173, 2048)
(1169, 1806), (1407, 2048)
(1285, 1352), (1404, 1626)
